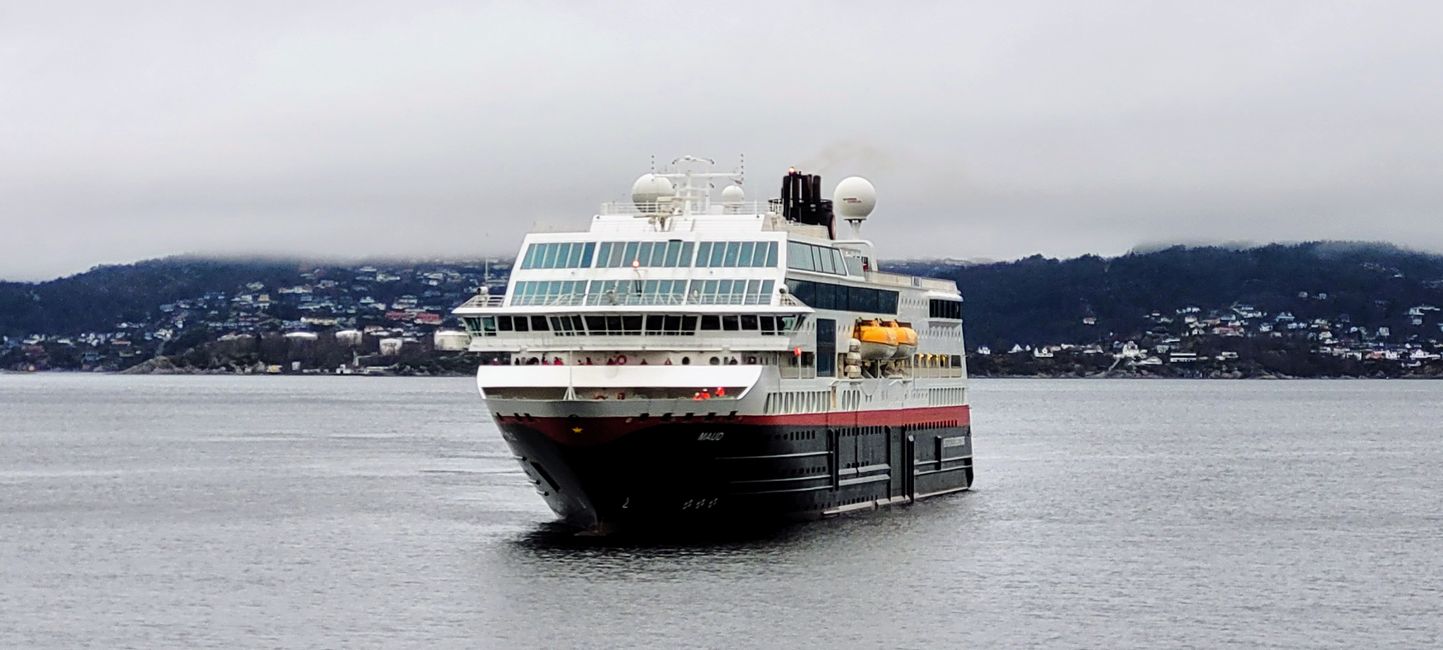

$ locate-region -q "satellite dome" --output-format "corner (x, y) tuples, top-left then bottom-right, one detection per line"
(631, 173), (675, 207)
(720, 184), (745, 204)
(833, 176), (876, 220)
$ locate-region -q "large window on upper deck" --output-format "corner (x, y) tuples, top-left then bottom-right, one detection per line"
(688, 279), (774, 305)
(585, 279), (688, 306)
(695, 241), (777, 268)
(786, 279), (898, 314)
(596, 240), (695, 268)
(786, 241), (849, 276)
(519, 242), (595, 269)
(929, 298), (962, 320)
(510, 280), (587, 306)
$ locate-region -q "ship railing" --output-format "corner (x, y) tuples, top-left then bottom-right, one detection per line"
(909, 366), (966, 379)
(598, 200), (775, 216)
(466, 332), (799, 348)
(505, 292), (786, 308)
(864, 271), (957, 292)
(457, 294), (505, 309)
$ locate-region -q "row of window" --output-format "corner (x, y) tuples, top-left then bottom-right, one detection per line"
(520, 240), (788, 271)
(511, 280), (588, 306)
(510, 279), (776, 306)
(786, 279), (899, 314)
(690, 279), (774, 305)
(786, 241), (857, 276)
(929, 298), (962, 320)
(519, 242), (597, 269)
(464, 313), (803, 337)
(587, 279), (687, 305)
(696, 241), (778, 268)
(595, 240), (696, 268)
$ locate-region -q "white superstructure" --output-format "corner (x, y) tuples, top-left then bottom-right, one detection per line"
(453, 157), (968, 422)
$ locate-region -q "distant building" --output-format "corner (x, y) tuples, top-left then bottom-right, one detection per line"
(433, 330), (470, 351)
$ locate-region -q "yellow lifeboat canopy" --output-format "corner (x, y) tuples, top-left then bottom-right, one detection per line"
(890, 320), (918, 359)
(855, 319), (897, 361)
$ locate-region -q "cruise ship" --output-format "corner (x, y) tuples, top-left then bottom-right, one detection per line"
(454, 157), (972, 532)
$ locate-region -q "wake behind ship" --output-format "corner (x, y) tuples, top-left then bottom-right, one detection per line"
(454, 157), (973, 532)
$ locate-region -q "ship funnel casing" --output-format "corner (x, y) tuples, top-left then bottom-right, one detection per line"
(777, 169), (835, 235)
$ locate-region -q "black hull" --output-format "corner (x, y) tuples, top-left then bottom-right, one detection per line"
(496, 411), (974, 532)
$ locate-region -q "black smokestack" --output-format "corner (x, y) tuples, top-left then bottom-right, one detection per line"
(778, 169), (835, 237)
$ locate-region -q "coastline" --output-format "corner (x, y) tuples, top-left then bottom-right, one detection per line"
(8, 366), (1441, 380)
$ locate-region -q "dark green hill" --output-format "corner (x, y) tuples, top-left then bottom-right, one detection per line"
(6, 242), (1443, 353)
(889, 242), (1443, 350)
(0, 257), (311, 336)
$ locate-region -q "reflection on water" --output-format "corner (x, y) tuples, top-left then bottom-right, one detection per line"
(2, 375), (1442, 648)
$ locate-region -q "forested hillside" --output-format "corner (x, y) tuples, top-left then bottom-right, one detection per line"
(890, 242), (1443, 350)
(6, 242), (1443, 377)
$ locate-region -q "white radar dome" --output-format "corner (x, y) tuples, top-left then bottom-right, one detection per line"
(631, 173), (675, 207)
(833, 176), (876, 220)
(720, 184), (745, 204)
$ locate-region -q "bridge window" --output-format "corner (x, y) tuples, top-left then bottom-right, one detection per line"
(553, 314), (586, 336)
(463, 316), (498, 337)
(568, 313), (697, 336)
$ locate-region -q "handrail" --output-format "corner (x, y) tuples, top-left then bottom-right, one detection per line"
(598, 200), (776, 216)
(507, 292), (787, 308)
(456, 291), (810, 310)
(457, 294), (505, 308)
(864, 271), (956, 292)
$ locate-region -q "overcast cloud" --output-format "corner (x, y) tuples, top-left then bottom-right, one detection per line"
(3, 1), (1442, 280)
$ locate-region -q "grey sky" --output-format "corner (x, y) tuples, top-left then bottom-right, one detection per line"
(3, 1), (1442, 280)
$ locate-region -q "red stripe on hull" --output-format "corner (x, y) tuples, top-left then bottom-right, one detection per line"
(496, 405), (971, 447)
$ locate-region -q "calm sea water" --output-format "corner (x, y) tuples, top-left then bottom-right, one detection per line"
(2, 375), (1441, 648)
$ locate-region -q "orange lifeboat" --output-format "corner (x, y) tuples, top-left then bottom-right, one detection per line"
(855, 319), (897, 361)
(889, 320), (918, 359)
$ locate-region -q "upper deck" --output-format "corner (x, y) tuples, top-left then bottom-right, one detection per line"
(456, 205), (956, 312)
(452, 160), (964, 352)
(449, 161), (971, 395)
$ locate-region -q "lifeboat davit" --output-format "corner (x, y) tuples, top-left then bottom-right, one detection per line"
(855, 319), (897, 361)
(890, 321), (918, 359)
